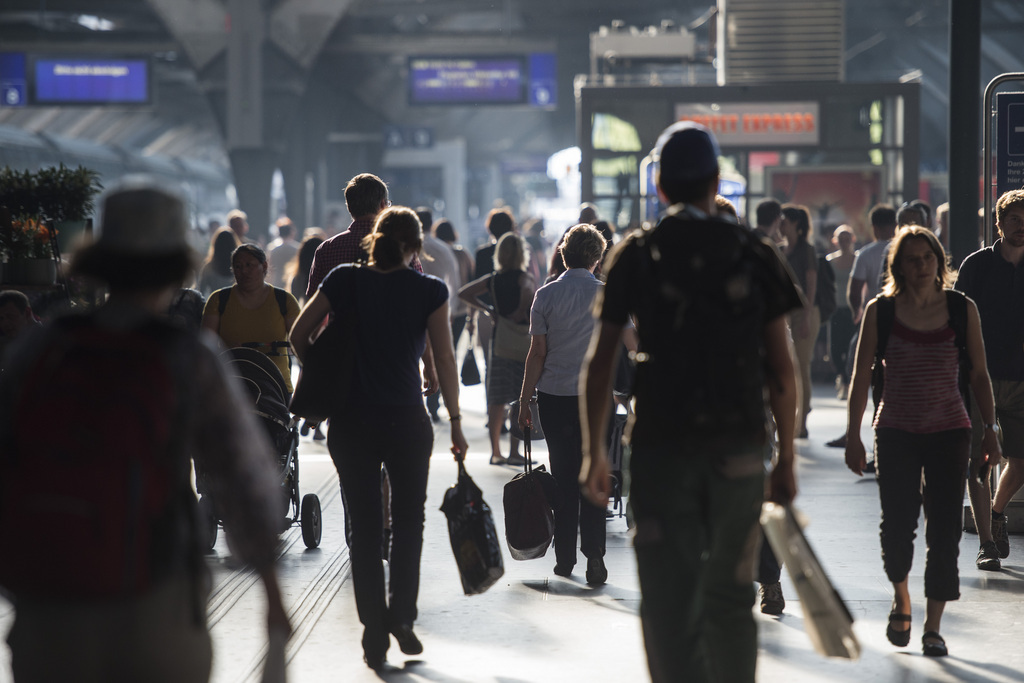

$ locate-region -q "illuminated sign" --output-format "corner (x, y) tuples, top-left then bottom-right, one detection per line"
(0, 53), (27, 107)
(34, 58), (149, 104)
(997, 92), (1024, 198)
(409, 53), (556, 107)
(674, 102), (819, 146)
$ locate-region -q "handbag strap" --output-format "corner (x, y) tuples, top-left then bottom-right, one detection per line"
(523, 430), (533, 473)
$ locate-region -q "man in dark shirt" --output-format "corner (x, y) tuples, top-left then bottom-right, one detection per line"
(473, 207), (516, 281)
(955, 189), (1024, 571)
(754, 198), (783, 243)
(580, 121), (801, 682)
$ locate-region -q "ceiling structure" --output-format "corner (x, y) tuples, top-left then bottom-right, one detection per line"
(0, 1), (1022, 177)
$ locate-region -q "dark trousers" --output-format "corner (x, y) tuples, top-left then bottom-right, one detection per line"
(427, 315), (467, 417)
(829, 307), (856, 383)
(875, 427), (970, 601)
(631, 445), (763, 683)
(327, 406), (433, 658)
(758, 532), (781, 584)
(537, 391), (606, 567)
(845, 328), (859, 381)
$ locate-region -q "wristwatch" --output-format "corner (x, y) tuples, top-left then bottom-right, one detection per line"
(984, 423), (1000, 434)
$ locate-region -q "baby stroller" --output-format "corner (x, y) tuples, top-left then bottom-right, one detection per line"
(196, 347), (322, 550)
(607, 410), (630, 524)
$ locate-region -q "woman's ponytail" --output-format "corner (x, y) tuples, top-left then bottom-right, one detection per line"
(361, 207), (423, 269)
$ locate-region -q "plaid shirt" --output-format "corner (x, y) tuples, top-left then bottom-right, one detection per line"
(306, 218), (422, 299)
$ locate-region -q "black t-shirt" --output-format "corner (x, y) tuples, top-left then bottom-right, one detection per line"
(955, 240), (1024, 381)
(321, 265), (447, 407)
(599, 213), (802, 448)
(474, 244), (496, 281)
(492, 270), (526, 318)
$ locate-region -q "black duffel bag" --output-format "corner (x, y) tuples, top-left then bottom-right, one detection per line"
(502, 434), (557, 561)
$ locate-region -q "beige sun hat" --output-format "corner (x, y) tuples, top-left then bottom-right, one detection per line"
(71, 178), (194, 287)
(90, 179), (189, 256)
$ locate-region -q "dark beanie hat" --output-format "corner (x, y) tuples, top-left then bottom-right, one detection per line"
(653, 121), (720, 184)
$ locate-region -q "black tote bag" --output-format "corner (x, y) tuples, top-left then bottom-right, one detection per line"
(440, 461), (504, 595)
(288, 319), (354, 422)
(289, 270), (359, 421)
(460, 332), (481, 386)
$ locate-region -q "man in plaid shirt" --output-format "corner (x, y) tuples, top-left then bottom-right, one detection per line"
(306, 173), (423, 296)
(305, 173), (436, 395)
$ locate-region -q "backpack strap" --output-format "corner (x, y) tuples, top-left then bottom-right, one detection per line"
(945, 289), (969, 355)
(217, 288), (231, 316)
(945, 289), (973, 409)
(871, 296), (895, 413)
(273, 286), (288, 319)
(873, 296), (896, 358)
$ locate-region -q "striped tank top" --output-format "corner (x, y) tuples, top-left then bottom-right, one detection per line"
(874, 319), (971, 433)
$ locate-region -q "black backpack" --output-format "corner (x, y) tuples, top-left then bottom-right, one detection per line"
(816, 256), (837, 322)
(871, 290), (971, 419)
(631, 214), (771, 438)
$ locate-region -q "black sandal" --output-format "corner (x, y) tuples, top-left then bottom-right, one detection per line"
(922, 631), (948, 657)
(886, 606), (912, 647)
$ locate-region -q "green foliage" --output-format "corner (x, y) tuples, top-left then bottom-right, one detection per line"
(0, 164), (102, 223)
(33, 164), (103, 222)
(0, 167), (37, 219)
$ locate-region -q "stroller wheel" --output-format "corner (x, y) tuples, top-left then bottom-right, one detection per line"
(301, 494), (322, 549)
(199, 496), (218, 551)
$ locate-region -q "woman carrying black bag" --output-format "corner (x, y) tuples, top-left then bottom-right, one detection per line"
(289, 206), (467, 670)
(518, 224), (610, 585)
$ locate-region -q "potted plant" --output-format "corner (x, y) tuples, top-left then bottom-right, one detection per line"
(6, 216), (57, 284)
(33, 164), (102, 253)
(0, 168), (36, 283)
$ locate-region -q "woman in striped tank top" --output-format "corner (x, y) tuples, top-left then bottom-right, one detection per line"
(845, 226), (1001, 658)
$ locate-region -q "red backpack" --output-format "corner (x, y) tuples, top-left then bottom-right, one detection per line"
(0, 315), (198, 599)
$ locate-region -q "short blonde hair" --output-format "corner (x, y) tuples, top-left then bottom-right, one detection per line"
(494, 233), (527, 273)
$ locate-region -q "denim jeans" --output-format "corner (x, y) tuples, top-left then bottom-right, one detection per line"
(630, 443), (764, 683)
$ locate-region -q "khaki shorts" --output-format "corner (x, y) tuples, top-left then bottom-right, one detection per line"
(971, 380), (1024, 460)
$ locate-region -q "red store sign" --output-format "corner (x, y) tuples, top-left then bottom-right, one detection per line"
(675, 102), (820, 146)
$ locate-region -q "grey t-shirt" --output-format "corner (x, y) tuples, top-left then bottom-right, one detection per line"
(851, 239), (890, 304)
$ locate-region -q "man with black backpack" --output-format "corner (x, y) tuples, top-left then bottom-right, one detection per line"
(0, 183), (290, 682)
(580, 121), (803, 683)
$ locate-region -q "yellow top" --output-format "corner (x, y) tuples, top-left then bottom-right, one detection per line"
(204, 286), (300, 393)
